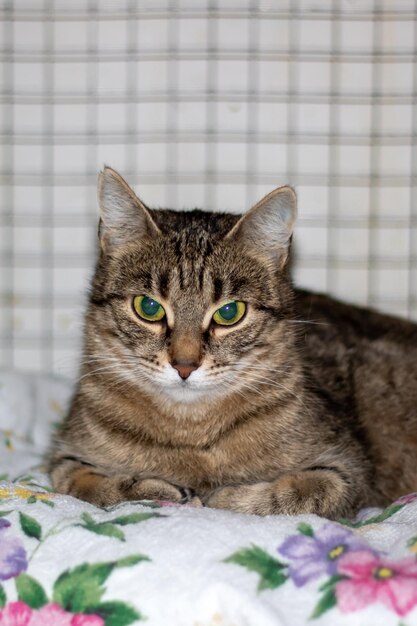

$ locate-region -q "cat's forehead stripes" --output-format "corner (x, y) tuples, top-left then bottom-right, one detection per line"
(157, 271), (170, 299)
(213, 277), (223, 302)
(170, 229), (214, 288)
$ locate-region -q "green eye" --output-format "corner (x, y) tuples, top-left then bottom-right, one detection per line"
(213, 301), (246, 326)
(133, 295), (165, 322)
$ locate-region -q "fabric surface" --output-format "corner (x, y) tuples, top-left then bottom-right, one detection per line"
(1, 370), (417, 626)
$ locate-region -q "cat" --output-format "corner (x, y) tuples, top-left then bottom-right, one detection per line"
(48, 167), (417, 519)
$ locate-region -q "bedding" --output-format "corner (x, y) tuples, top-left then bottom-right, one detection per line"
(1, 370), (417, 626)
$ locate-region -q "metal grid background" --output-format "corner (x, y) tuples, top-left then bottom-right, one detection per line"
(1, 0), (417, 377)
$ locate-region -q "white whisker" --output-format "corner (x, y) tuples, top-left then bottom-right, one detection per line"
(287, 319), (329, 326)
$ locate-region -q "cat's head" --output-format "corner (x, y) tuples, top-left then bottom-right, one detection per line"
(86, 167), (297, 406)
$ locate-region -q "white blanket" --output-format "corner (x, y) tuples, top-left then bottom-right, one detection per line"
(1, 370), (417, 626)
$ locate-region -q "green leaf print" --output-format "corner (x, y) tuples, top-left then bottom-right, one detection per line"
(92, 601), (142, 626)
(110, 512), (162, 525)
(19, 512), (42, 540)
(116, 555), (150, 568)
(0, 510), (11, 517)
(31, 483), (55, 493)
(80, 512), (95, 525)
(225, 545), (288, 591)
(13, 474), (35, 485)
(53, 556), (150, 613)
(40, 499), (55, 508)
(89, 523), (126, 541)
(16, 574), (48, 609)
(339, 504), (404, 528)
(297, 522), (315, 537)
(79, 511), (162, 542)
(310, 587), (337, 619)
(80, 514), (126, 542)
(53, 562), (115, 612)
(0, 584), (6, 608)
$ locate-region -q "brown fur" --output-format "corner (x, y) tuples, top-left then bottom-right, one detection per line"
(48, 167), (417, 519)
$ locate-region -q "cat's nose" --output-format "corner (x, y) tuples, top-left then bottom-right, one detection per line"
(172, 360), (199, 380)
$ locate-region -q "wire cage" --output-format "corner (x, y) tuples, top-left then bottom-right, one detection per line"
(1, 0), (416, 377)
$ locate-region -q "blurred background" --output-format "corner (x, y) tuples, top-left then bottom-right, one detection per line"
(0, 0), (416, 377)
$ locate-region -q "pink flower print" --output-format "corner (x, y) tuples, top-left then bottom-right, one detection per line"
(0, 601), (31, 626)
(31, 604), (104, 626)
(394, 493), (417, 506)
(336, 549), (417, 616)
(0, 602), (104, 626)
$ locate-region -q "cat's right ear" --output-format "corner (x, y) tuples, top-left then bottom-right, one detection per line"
(97, 166), (160, 252)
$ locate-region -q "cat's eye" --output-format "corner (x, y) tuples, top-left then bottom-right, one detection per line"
(133, 295), (166, 322)
(212, 301), (246, 326)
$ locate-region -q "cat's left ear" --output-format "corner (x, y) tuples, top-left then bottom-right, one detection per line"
(226, 186), (297, 269)
(97, 166), (160, 252)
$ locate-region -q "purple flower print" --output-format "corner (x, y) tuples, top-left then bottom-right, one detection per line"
(0, 518), (27, 580)
(278, 523), (366, 587)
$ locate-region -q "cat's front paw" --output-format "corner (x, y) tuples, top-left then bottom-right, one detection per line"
(204, 483), (274, 515)
(205, 470), (351, 517)
(120, 477), (196, 504)
(59, 466), (199, 508)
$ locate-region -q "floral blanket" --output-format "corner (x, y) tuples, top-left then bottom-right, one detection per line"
(1, 371), (417, 626)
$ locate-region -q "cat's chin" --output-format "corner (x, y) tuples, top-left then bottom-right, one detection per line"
(157, 382), (217, 404)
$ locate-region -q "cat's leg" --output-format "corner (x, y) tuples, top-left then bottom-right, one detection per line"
(204, 468), (357, 519)
(49, 458), (197, 507)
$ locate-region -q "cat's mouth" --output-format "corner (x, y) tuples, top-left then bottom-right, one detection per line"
(148, 365), (228, 403)
(153, 380), (216, 405)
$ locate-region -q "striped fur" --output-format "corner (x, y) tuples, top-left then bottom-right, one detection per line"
(48, 168), (417, 518)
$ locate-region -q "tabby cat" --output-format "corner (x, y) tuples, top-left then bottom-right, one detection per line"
(48, 167), (417, 519)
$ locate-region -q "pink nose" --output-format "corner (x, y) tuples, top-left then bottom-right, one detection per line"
(172, 360), (199, 380)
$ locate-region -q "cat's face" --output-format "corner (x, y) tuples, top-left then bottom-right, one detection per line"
(86, 168), (297, 406)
